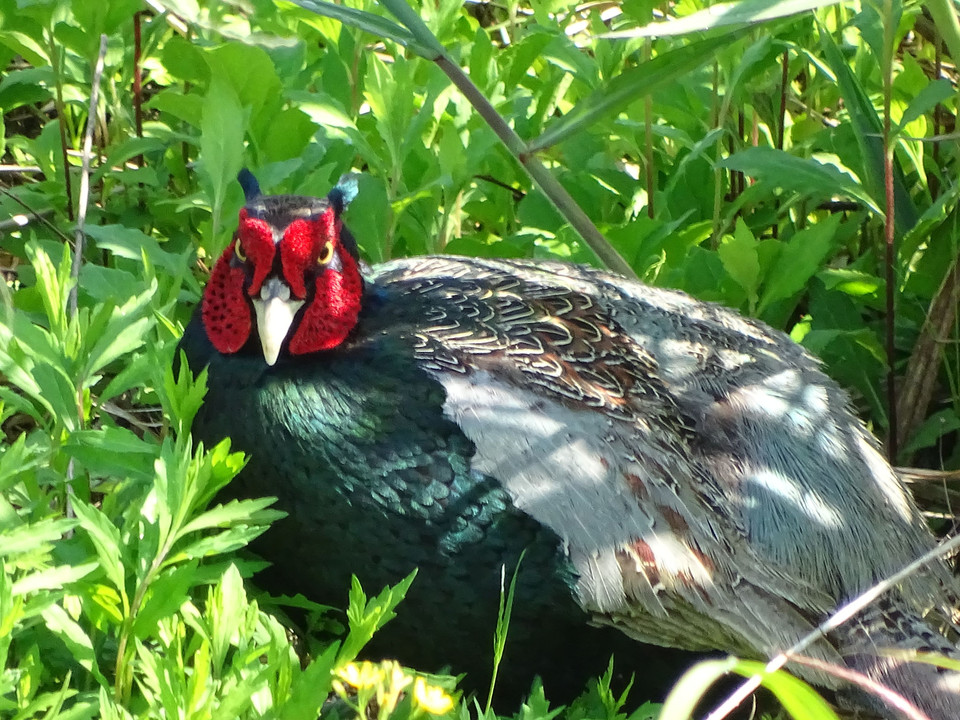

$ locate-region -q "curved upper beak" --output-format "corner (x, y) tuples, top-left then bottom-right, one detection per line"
(251, 278), (305, 366)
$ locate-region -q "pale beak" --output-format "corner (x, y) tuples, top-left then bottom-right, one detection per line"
(251, 278), (305, 366)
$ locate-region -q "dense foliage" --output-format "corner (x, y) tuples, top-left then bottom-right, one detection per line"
(1, 0), (958, 718)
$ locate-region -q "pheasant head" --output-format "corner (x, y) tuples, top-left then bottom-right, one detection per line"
(201, 171), (363, 365)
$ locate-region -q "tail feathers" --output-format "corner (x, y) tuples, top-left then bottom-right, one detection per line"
(835, 602), (960, 720)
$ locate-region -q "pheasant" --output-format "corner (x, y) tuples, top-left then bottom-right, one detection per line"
(178, 171), (960, 717)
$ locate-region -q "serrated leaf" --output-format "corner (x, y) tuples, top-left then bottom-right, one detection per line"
(0, 517), (76, 558)
(41, 603), (109, 686)
(10, 562), (99, 596)
(71, 500), (126, 599)
(177, 497), (280, 539)
(340, 571), (416, 663)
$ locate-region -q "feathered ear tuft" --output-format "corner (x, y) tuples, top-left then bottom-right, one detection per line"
(328, 174), (359, 214)
(238, 169), (262, 203)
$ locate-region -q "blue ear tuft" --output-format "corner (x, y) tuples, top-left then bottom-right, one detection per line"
(238, 169), (262, 203)
(328, 173), (359, 214)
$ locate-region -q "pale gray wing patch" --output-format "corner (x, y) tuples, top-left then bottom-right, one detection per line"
(435, 369), (837, 662)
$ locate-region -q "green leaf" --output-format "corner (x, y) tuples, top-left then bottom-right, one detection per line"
(895, 79), (954, 136)
(64, 428), (155, 480)
(274, 644), (339, 720)
(604, 0), (848, 37)
(758, 213), (843, 314)
(719, 219), (761, 313)
(722, 148), (881, 213)
(11, 562), (99, 596)
(290, 0), (430, 55)
(818, 23), (917, 233)
(0, 517), (76, 559)
(71, 500), (126, 601)
(731, 660), (840, 719)
(41, 603), (109, 687)
(339, 571), (417, 663)
(533, 30), (750, 152)
(660, 657), (739, 718)
(901, 409), (960, 455)
(200, 72), (245, 239)
(132, 562), (196, 637)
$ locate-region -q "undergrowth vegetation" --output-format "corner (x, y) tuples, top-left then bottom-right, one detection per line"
(1, 0), (958, 718)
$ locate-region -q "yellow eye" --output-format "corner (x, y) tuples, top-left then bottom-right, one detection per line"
(234, 239), (247, 262)
(317, 241), (334, 265)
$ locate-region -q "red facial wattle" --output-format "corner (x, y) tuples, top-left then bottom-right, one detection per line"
(202, 242), (251, 354)
(289, 250), (363, 353)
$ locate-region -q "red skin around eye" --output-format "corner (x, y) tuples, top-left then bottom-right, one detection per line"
(287, 208), (363, 354)
(237, 209), (276, 296)
(280, 218), (315, 299)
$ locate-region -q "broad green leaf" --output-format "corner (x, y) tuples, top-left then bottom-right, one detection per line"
(758, 213), (844, 313)
(200, 73), (245, 239)
(895, 79), (954, 136)
(901, 409), (960, 455)
(722, 148), (881, 214)
(84, 224), (191, 275)
(131, 562), (195, 637)
(719, 219), (761, 313)
(64, 428), (155, 480)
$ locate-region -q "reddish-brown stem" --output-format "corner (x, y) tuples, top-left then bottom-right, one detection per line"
(133, 11), (144, 167)
(882, 0), (898, 459)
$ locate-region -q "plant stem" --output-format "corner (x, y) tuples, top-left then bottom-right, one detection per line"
(881, 0), (898, 458)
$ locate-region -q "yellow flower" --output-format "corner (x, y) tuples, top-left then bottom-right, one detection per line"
(413, 677), (454, 715)
(336, 661), (385, 690)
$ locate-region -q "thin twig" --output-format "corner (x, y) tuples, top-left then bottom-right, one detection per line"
(68, 34), (108, 316)
(50, 31), (74, 223)
(786, 655), (931, 720)
(705, 530), (960, 720)
(0, 188), (73, 243)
